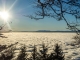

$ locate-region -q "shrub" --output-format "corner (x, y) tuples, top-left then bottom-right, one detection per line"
(0, 47), (15, 60)
(53, 43), (65, 60)
(29, 45), (40, 60)
(17, 45), (27, 60)
(73, 35), (80, 44)
(39, 43), (48, 60)
(0, 43), (65, 60)
(0, 45), (7, 52)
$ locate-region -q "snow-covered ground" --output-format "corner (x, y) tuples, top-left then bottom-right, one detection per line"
(0, 32), (80, 60)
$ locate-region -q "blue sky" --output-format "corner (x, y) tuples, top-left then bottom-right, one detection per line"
(0, 0), (79, 31)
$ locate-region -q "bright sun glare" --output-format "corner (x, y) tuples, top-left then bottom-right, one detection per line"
(0, 11), (9, 21)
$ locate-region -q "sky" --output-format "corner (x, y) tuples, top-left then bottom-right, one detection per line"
(0, 0), (79, 31)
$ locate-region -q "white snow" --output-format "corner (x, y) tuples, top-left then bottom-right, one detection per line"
(0, 32), (80, 60)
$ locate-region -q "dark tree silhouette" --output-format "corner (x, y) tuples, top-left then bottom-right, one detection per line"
(0, 23), (6, 30)
(17, 45), (27, 60)
(0, 47), (15, 60)
(30, 45), (40, 60)
(27, 0), (80, 34)
(0, 24), (7, 38)
(53, 43), (64, 60)
(46, 43), (65, 60)
(39, 43), (48, 60)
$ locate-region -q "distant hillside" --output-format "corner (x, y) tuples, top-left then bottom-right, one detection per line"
(36, 30), (51, 32)
(12, 30), (80, 32)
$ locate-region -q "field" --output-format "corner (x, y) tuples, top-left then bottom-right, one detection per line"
(0, 32), (80, 60)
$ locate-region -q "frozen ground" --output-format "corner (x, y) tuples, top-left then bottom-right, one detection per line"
(0, 32), (80, 60)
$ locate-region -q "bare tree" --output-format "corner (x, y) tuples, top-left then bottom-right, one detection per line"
(0, 24), (7, 38)
(0, 24), (6, 30)
(27, 0), (80, 34)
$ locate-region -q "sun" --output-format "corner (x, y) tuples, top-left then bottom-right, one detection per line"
(0, 11), (9, 21)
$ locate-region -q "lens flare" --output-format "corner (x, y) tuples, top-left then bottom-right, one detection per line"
(0, 11), (9, 20)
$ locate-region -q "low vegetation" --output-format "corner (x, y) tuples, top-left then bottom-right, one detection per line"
(0, 43), (65, 60)
(73, 35), (80, 45)
(17, 45), (27, 60)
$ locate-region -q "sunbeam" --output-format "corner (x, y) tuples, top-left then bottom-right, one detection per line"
(6, 21), (12, 31)
(8, 0), (18, 11)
